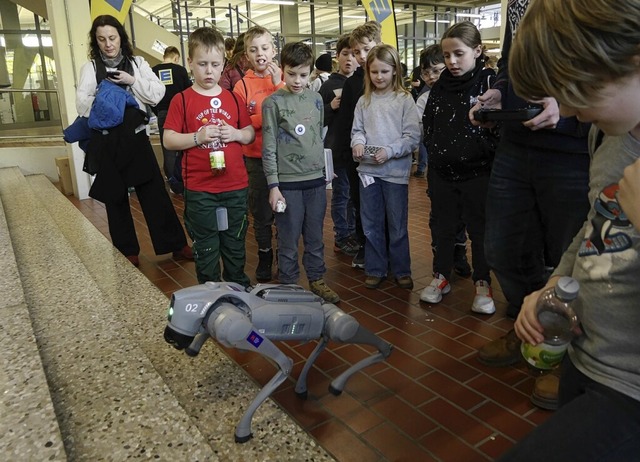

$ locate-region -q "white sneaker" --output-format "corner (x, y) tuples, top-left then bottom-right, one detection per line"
(420, 273), (451, 303)
(472, 280), (496, 314)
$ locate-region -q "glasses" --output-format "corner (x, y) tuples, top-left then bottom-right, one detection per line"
(421, 66), (446, 78)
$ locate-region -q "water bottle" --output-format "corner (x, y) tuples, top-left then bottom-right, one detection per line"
(521, 276), (580, 370)
(209, 150), (226, 176)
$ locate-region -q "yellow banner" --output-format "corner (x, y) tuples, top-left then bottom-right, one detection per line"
(362, 0), (398, 49)
(90, 0), (134, 24)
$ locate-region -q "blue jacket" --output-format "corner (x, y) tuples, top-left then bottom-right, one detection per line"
(88, 79), (139, 130)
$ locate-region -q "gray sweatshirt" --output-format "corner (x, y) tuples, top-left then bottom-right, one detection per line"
(350, 91), (420, 185)
(555, 129), (640, 403)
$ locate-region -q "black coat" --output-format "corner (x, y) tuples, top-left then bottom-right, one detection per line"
(87, 107), (156, 204)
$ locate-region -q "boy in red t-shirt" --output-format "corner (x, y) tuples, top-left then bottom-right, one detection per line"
(164, 27), (255, 286)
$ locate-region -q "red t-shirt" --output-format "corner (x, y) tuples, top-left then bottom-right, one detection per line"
(164, 87), (250, 193)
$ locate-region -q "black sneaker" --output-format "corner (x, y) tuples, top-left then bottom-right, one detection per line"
(334, 236), (360, 256)
(256, 248), (273, 283)
(413, 170), (424, 178)
(352, 246), (365, 269)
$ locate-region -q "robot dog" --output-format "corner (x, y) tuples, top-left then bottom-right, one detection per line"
(164, 282), (393, 443)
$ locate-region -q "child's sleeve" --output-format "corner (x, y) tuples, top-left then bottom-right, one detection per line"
(163, 93), (185, 133)
(350, 97), (367, 147)
(383, 96), (421, 158)
(261, 95), (280, 187)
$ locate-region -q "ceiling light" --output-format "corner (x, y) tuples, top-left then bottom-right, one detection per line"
(252, 0), (295, 5)
(344, 15), (366, 19)
(456, 13), (483, 18)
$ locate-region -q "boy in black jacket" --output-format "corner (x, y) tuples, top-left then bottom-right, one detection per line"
(318, 34), (359, 256)
(329, 21), (381, 269)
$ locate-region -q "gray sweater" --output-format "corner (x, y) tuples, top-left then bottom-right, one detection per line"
(555, 129), (640, 402)
(350, 91), (420, 185)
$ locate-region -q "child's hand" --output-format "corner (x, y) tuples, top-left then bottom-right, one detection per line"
(522, 97), (559, 131)
(469, 89), (501, 127)
(330, 95), (341, 111)
(373, 147), (389, 164)
(267, 61), (282, 86)
(268, 187), (284, 211)
(217, 120), (236, 143)
(352, 144), (364, 161)
(618, 158), (640, 231)
(514, 276), (562, 345)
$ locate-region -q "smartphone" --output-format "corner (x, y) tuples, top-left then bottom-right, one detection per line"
(473, 107), (543, 122)
(106, 70), (119, 79)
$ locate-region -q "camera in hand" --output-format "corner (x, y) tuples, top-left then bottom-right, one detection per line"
(473, 107), (543, 122)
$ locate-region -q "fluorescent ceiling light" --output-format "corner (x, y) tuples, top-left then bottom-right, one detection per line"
(344, 15), (366, 19)
(424, 19), (450, 24)
(252, 0), (295, 5)
(456, 13), (483, 18)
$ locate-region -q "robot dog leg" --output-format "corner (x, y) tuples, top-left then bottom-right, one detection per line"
(295, 305), (392, 398)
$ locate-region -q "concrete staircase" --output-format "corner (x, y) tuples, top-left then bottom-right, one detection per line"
(0, 167), (334, 461)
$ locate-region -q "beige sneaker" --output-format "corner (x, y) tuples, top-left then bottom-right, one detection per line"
(531, 368), (561, 410)
(309, 279), (340, 304)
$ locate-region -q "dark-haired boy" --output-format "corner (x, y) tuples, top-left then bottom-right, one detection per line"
(261, 42), (340, 304)
(318, 34), (359, 256)
(330, 21), (382, 269)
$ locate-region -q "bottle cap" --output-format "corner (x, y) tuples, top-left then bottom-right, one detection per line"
(554, 276), (580, 301)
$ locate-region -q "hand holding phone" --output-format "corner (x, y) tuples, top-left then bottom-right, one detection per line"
(106, 70), (119, 79)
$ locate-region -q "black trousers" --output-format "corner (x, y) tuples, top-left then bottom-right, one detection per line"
(428, 168), (490, 282)
(106, 158), (187, 257)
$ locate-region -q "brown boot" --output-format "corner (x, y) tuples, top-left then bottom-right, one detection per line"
(478, 328), (522, 367)
(531, 369), (560, 410)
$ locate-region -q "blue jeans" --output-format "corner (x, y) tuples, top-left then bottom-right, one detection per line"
(485, 138), (589, 317)
(359, 178), (411, 278)
(331, 165), (355, 242)
(498, 357), (640, 461)
(275, 184), (327, 283)
(416, 142), (427, 173)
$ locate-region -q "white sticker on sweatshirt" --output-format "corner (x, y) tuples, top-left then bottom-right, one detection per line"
(210, 98), (221, 109)
(295, 124), (305, 136)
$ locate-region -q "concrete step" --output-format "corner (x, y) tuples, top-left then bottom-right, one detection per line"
(0, 180), (66, 460)
(23, 172), (334, 460)
(0, 167), (215, 460)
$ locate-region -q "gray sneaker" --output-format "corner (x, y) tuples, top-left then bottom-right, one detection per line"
(309, 279), (340, 303)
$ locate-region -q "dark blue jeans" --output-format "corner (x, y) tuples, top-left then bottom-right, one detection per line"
(275, 184), (327, 283)
(498, 357), (640, 461)
(485, 138), (589, 317)
(359, 178), (411, 279)
(331, 165), (355, 242)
